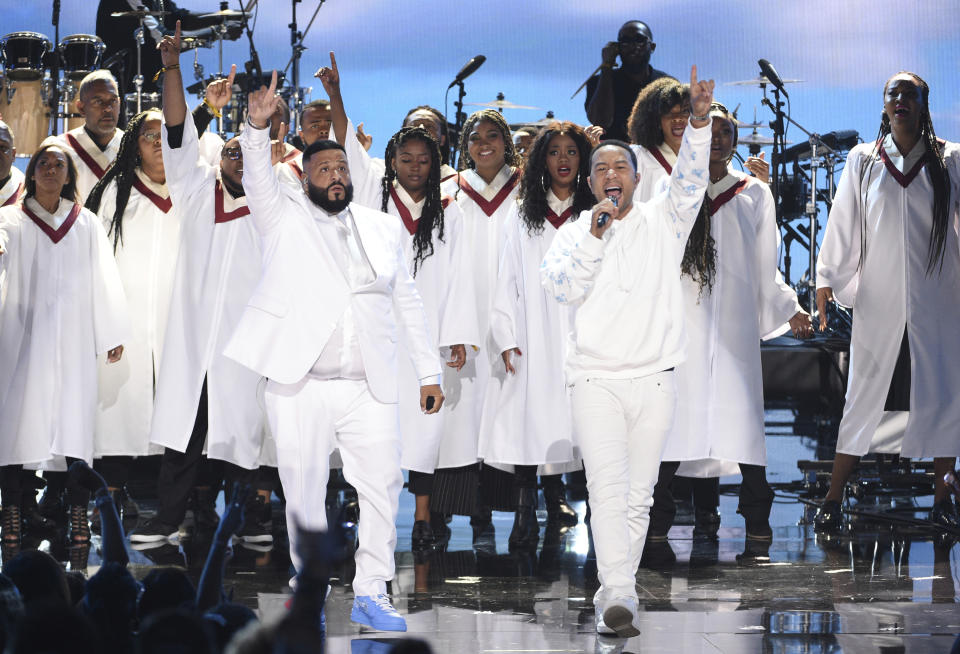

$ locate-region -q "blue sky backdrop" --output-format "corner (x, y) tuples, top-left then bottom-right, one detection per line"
(8, 0), (960, 284)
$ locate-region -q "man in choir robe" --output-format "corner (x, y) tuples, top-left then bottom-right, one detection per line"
(0, 122), (24, 207)
(227, 71), (444, 631)
(541, 66), (713, 639)
(132, 27), (269, 544)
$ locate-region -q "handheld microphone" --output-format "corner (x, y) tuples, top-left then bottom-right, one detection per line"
(447, 55), (486, 89)
(758, 58), (788, 97)
(596, 195), (618, 229)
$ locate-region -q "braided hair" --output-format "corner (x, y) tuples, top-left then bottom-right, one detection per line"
(858, 72), (951, 276)
(517, 122), (594, 235)
(382, 126), (445, 277)
(626, 77), (689, 149)
(456, 109), (522, 172)
(85, 110), (161, 252)
(681, 102), (736, 297)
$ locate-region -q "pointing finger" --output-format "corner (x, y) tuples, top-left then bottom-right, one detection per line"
(330, 51), (338, 71)
(227, 63), (236, 87)
(690, 64), (698, 88)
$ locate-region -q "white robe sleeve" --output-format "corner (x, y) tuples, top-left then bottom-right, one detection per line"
(88, 211), (131, 354)
(753, 181), (803, 338)
(540, 216), (606, 304)
(489, 209), (523, 359)
(238, 124), (285, 237)
(436, 202), (480, 352)
(647, 119), (712, 255)
(96, 180), (120, 244)
(337, 117), (386, 210)
(162, 110), (215, 208)
(392, 226), (444, 384)
(817, 148), (865, 307)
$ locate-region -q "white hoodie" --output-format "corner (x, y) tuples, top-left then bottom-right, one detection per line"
(540, 119), (711, 384)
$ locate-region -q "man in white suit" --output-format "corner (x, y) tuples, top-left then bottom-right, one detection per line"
(228, 72), (444, 632)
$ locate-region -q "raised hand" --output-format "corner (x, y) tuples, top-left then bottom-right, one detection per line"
(247, 70), (280, 129)
(589, 197), (619, 239)
(744, 151), (770, 183)
(157, 20), (182, 68)
(585, 125), (604, 147)
(356, 122), (372, 151)
(205, 64), (236, 111)
(270, 122), (287, 165)
(689, 65), (715, 124)
(314, 51), (340, 95)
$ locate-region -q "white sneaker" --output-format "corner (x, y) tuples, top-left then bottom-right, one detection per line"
(594, 604), (617, 636)
(601, 597), (640, 638)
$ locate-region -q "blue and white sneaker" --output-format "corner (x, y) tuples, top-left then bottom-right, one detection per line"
(350, 594), (407, 631)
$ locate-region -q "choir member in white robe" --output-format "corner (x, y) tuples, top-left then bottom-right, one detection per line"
(84, 109), (183, 493)
(480, 122), (596, 551)
(652, 104), (811, 546)
(0, 145), (128, 543)
(317, 54), (478, 549)
(0, 122), (24, 209)
(540, 66), (714, 638)
(814, 72), (960, 532)
(433, 109), (522, 524)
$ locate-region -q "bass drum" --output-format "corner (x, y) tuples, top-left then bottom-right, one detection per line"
(124, 91), (160, 120)
(0, 78), (51, 156)
(59, 34), (106, 81)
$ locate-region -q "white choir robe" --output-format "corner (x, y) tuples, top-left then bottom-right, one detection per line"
(43, 126), (123, 203)
(479, 193), (580, 470)
(149, 112), (268, 470)
(340, 120), (480, 473)
(661, 170), (801, 468)
(437, 165), (520, 468)
(198, 131), (226, 167)
(817, 136), (960, 458)
(0, 199), (129, 465)
(631, 142), (676, 204)
(94, 171), (182, 457)
(630, 143), (737, 477)
(0, 167), (25, 207)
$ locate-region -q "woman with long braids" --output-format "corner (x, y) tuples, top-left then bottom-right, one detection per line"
(815, 72), (960, 532)
(0, 144), (128, 544)
(647, 103), (811, 555)
(85, 109), (186, 513)
(479, 122), (594, 551)
(317, 54), (478, 550)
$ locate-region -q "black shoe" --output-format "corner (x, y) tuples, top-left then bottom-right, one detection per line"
(471, 508), (496, 554)
(692, 508), (721, 539)
(193, 488), (220, 532)
(130, 516), (179, 543)
(120, 488), (140, 519)
(411, 520), (435, 551)
(37, 486), (64, 522)
(543, 477), (578, 528)
(736, 537), (771, 566)
(929, 498), (959, 530)
(509, 487), (540, 552)
(639, 538), (676, 570)
(813, 499), (844, 534)
(238, 497), (274, 544)
(429, 512), (451, 547)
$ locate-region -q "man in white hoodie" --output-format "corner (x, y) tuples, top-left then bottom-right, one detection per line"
(540, 65), (714, 639)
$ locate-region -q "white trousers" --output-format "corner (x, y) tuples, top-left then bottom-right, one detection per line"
(571, 371), (677, 603)
(264, 377), (403, 597)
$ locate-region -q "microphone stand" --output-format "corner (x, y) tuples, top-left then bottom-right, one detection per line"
(452, 80), (467, 168)
(282, 0), (325, 136)
(50, 0), (61, 135)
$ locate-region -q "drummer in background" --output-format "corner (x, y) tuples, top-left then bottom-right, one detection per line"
(96, 0), (242, 95)
(0, 122), (24, 207)
(277, 100), (334, 184)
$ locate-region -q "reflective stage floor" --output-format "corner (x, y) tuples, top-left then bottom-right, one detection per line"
(21, 411), (960, 653)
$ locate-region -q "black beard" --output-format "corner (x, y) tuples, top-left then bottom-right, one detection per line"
(221, 175), (245, 198)
(306, 180), (353, 213)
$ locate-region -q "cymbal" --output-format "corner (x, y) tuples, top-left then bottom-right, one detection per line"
(726, 75), (803, 87)
(111, 9), (169, 17)
(465, 99), (542, 110)
(739, 133), (793, 146)
(199, 9), (250, 19)
(735, 120), (766, 129)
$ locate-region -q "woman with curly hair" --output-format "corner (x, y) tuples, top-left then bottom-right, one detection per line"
(317, 54), (479, 549)
(649, 103), (811, 555)
(479, 121), (595, 550)
(85, 109), (185, 508)
(814, 72), (960, 533)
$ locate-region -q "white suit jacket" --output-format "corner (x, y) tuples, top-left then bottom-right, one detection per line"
(224, 125), (442, 402)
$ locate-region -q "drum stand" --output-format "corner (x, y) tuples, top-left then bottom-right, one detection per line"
(131, 10), (148, 115)
(282, 0), (326, 135)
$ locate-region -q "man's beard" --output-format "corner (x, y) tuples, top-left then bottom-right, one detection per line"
(306, 180), (353, 213)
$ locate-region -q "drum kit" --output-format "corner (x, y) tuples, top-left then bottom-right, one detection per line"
(724, 70), (858, 318)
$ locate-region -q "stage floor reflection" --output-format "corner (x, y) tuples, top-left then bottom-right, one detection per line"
(38, 412), (960, 652)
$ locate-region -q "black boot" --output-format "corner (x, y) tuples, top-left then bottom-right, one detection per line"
(194, 487), (220, 533)
(20, 475), (55, 531)
(508, 487), (539, 552)
(542, 476), (578, 528)
(68, 504), (90, 544)
(471, 506), (495, 552)
(1, 505), (21, 545)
